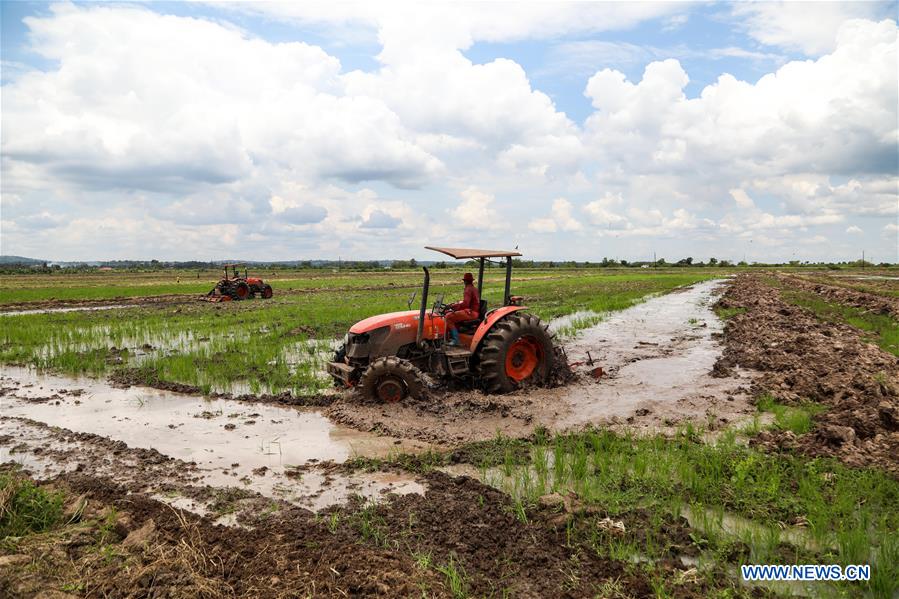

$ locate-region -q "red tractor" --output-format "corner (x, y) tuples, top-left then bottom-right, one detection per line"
(203, 264), (273, 302)
(327, 247), (555, 402)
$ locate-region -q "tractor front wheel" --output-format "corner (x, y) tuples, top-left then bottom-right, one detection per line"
(359, 357), (426, 403)
(477, 313), (554, 393)
(262, 284), (273, 299)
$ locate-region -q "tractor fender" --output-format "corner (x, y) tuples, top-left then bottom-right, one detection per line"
(469, 306), (527, 352)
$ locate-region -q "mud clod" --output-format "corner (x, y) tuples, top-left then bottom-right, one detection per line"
(0, 556), (31, 568)
(122, 519), (157, 549)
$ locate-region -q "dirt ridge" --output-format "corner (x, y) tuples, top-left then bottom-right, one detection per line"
(782, 273), (899, 319)
(714, 274), (899, 474)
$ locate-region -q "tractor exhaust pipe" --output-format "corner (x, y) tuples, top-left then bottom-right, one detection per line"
(417, 266), (430, 347)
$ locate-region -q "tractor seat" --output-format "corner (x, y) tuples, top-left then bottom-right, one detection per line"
(455, 300), (487, 334)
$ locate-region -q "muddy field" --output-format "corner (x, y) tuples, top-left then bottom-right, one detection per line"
(3, 270), (898, 597)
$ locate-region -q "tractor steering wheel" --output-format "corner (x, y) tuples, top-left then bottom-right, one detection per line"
(430, 293), (447, 317)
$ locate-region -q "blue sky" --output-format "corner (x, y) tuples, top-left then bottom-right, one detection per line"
(1, 1), (897, 262)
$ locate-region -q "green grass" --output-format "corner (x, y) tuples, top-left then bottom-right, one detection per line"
(436, 555), (469, 598)
(755, 394), (826, 435)
(0, 270), (714, 395)
(0, 474), (65, 541)
(714, 306), (747, 320)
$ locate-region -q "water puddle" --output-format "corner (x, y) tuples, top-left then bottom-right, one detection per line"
(682, 505), (823, 553)
(0, 304), (136, 316)
(537, 280), (754, 430)
(844, 275), (899, 281)
(0, 366), (428, 512)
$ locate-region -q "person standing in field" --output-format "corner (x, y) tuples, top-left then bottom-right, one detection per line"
(444, 272), (480, 345)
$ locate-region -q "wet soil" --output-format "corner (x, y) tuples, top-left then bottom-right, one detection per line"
(714, 274), (899, 475)
(107, 368), (335, 407)
(1, 468), (729, 599)
(0, 470), (445, 598)
(0, 294), (195, 314)
(327, 280), (756, 443)
(0, 369), (428, 512)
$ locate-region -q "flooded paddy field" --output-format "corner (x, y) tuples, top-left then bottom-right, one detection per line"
(2, 267), (898, 597)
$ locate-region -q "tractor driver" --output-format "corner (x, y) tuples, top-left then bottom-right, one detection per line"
(445, 272), (480, 345)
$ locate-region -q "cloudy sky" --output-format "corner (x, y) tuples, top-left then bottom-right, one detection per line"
(1, 1), (897, 263)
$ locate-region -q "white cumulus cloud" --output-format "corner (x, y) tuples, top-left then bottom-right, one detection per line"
(731, 1), (892, 55)
(449, 187), (504, 231)
(528, 198), (582, 233)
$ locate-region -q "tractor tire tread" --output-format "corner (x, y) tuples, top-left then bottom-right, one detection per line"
(359, 357), (427, 402)
(476, 312), (553, 394)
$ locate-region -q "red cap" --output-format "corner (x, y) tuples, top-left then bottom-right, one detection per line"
(462, 272), (474, 283)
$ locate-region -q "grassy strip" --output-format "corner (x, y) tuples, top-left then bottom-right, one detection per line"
(0, 272), (712, 395)
(515, 429), (897, 598)
(0, 270), (487, 304)
(783, 290), (899, 357)
(794, 274), (899, 300)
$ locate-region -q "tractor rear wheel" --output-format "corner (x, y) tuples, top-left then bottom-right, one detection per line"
(359, 357), (426, 402)
(262, 284), (273, 299)
(477, 313), (554, 393)
(234, 282), (250, 300)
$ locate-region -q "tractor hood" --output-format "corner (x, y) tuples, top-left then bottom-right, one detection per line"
(349, 310), (421, 334)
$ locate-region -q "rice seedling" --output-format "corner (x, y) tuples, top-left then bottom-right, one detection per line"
(436, 555), (468, 598)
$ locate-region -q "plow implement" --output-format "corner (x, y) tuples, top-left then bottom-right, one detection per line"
(200, 291), (234, 303)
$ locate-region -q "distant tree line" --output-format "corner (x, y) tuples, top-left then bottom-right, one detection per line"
(0, 256), (893, 275)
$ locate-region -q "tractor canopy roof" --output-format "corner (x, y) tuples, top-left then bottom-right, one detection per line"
(222, 263), (245, 268)
(425, 246), (522, 259)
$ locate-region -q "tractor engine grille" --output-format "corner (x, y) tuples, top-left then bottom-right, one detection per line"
(349, 332), (369, 345)
(346, 331), (371, 362)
